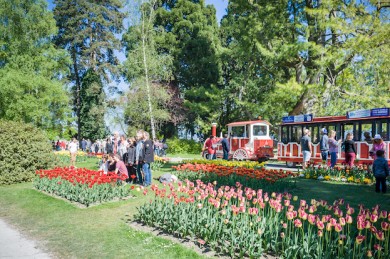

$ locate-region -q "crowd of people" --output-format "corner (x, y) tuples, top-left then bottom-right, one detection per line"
(58, 130), (170, 187)
(301, 128), (389, 193)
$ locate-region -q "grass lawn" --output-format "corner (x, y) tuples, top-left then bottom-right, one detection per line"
(166, 153), (202, 160)
(1, 157), (389, 258)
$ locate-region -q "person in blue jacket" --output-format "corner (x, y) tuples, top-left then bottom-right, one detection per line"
(221, 133), (230, 160)
(373, 150), (389, 193)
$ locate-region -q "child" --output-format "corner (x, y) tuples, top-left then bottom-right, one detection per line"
(373, 150), (389, 193)
(99, 154), (109, 174)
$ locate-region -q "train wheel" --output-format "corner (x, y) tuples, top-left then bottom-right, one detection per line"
(233, 149), (249, 161)
(286, 161), (297, 168)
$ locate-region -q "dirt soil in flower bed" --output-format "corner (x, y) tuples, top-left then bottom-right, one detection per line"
(128, 221), (278, 259)
(34, 188), (134, 209)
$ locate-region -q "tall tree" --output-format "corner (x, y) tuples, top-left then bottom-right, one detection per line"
(54, 0), (125, 139)
(122, 0), (174, 139)
(153, 0), (223, 135)
(0, 0), (69, 132)
(80, 69), (108, 140)
(222, 0), (389, 123)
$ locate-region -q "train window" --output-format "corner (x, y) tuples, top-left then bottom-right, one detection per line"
(231, 126), (245, 137)
(281, 126), (288, 144)
(253, 125), (267, 136)
(312, 125), (319, 144)
(343, 124), (354, 140)
(291, 126), (302, 143)
(379, 121), (388, 141)
(361, 122), (373, 142)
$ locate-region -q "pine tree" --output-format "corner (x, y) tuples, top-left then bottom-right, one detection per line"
(54, 0), (125, 139)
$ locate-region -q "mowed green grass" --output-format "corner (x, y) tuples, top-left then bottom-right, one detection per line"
(0, 157), (390, 258)
(0, 158), (203, 259)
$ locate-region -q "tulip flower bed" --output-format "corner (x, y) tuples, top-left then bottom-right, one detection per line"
(303, 164), (375, 184)
(34, 167), (130, 206)
(172, 163), (295, 192)
(181, 159), (265, 169)
(136, 180), (390, 258)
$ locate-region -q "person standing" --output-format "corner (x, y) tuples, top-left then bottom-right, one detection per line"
(127, 138), (137, 184)
(68, 138), (78, 167)
(320, 128), (329, 166)
(372, 150), (389, 193)
(118, 135), (128, 159)
(81, 138), (87, 152)
(343, 133), (357, 167)
(300, 129), (312, 169)
(106, 138), (113, 154)
(142, 131), (154, 187)
(370, 134), (386, 160)
(221, 133), (230, 160)
(328, 130), (341, 168)
(135, 130), (144, 185)
(205, 135), (217, 160)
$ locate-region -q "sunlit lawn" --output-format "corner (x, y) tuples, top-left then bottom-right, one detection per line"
(0, 157), (389, 258)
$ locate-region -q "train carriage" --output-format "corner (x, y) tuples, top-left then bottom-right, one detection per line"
(210, 120), (274, 161)
(277, 108), (390, 167)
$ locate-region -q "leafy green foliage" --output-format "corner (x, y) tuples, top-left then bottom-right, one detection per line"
(165, 138), (202, 154)
(80, 70), (108, 140)
(54, 0), (125, 138)
(0, 120), (60, 185)
(0, 0), (70, 132)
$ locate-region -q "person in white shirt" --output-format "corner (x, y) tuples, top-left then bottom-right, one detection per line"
(68, 138), (78, 167)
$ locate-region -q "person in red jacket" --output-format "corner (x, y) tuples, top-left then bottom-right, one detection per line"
(204, 135), (217, 160)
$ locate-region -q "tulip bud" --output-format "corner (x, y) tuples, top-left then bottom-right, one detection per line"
(293, 196), (298, 201)
(355, 235), (365, 245)
(381, 221), (390, 231)
(379, 210), (388, 219)
(367, 250), (373, 257)
(326, 222), (332, 231)
(334, 223), (343, 233)
(318, 230), (323, 237)
(280, 232), (285, 238)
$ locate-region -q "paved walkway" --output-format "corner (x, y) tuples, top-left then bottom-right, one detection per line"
(0, 219), (51, 259)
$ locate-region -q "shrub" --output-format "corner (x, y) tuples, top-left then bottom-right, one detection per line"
(166, 138), (202, 154)
(0, 120), (60, 185)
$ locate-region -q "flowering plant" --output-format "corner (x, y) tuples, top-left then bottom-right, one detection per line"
(136, 180), (390, 258)
(181, 159), (265, 169)
(34, 167), (130, 206)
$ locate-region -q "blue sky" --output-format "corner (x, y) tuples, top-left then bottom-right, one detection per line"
(47, 0), (228, 21)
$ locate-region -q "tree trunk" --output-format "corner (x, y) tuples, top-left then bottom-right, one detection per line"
(72, 46), (82, 141)
(141, 0), (156, 140)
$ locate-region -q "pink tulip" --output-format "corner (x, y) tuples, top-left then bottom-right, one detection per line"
(381, 221), (390, 231)
(284, 199), (290, 207)
(374, 244), (383, 251)
(380, 210), (388, 219)
(357, 220), (366, 230)
(318, 230), (323, 237)
(334, 223), (343, 233)
(287, 205), (294, 212)
(300, 200), (306, 207)
(294, 219), (302, 228)
(370, 214), (378, 223)
(308, 214), (316, 225)
(375, 231), (385, 241)
(365, 220), (371, 229)
(346, 215), (353, 224)
(347, 207), (355, 215)
(367, 250), (373, 257)
(326, 222), (332, 231)
(339, 217), (346, 226)
(286, 211), (295, 220)
(355, 235), (365, 245)
(330, 218), (337, 226)
(317, 221), (325, 230)
(299, 210), (308, 220)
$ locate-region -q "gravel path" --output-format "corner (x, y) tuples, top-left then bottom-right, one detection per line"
(0, 218), (51, 259)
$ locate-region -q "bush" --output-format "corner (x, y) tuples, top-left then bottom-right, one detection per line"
(165, 138), (202, 154)
(0, 120), (60, 185)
